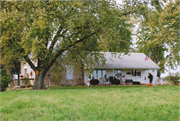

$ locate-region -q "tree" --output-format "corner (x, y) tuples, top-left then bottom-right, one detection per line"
(1, 39), (21, 86)
(0, 67), (13, 92)
(136, 0), (180, 73)
(1, 1), (133, 89)
(166, 72), (180, 85)
(158, 0), (180, 68)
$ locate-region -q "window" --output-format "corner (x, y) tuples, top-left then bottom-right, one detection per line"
(30, 68), (33, 78)
(115, 70), (121, 78)
(136, 71), (141, 77)
(24, 68), (27, 77)
(132, 69), (136, 76)
(92, 70), (106, 79)
(66, 65), (73, 80)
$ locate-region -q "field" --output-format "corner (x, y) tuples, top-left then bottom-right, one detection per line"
(1, 85), (180, 120)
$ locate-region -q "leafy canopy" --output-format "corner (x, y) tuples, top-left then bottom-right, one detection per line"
(135, 0), (179, 72)
(1, 1), (133, 74)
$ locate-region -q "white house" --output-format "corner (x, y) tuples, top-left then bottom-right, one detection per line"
(84, 52), (160, 85)
(20, 52), (160, 86)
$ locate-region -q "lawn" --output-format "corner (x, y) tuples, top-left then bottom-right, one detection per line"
(1, 85), (180, 120)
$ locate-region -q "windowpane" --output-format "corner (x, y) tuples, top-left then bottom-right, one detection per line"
(93, 70), (96, 79)
(102, 70), (106, 79)
(92, 70), (106, 79)
(24, 68), (27, 77)
(115, 70), (121, 78)
(66, 65), (73, 80)
(136, 71), (141, 77)
(97, 70), (102, 79)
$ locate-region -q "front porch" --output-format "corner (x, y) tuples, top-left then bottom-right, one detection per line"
(84, 68), (157, 86)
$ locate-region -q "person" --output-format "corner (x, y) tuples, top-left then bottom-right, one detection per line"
(120, 75), (126, 84)
(148, 73), (153, 83)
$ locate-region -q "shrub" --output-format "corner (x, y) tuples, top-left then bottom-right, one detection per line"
(22, 77), (29, 84)
(26, 81), (32, 87)
(90, 79), (99, 85)
(0, 69), (13, 92)
(166, 72), (180, 85)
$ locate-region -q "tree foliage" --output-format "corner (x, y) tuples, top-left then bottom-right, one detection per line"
(165, 72), (180, 85)
(1, 1), (133, 89)
(136, 0), (180, 72)
(0, 68), (13, 92)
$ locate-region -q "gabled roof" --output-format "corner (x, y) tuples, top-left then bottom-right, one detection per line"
(95, 52), (160, 69)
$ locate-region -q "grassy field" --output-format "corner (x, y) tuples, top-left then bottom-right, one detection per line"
(1, 85), (180, 120)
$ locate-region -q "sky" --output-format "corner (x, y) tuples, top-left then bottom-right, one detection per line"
(115, 0), (180, 77)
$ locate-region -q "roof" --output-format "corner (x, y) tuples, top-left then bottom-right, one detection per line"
(95, 52), (160, 69)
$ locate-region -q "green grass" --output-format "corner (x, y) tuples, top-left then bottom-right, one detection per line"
(1, 85), (180, 120)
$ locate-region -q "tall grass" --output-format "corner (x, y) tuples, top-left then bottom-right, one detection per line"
(1, 85), (180, 120)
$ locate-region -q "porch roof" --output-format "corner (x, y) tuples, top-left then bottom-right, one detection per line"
(95, 52), (160, 69)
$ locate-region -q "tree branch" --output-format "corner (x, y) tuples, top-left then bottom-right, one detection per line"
(44, 32), (97, 74)
(49, 25), (63, 53)
(23, 55), (36, 71)
(150, 48), (158, 63)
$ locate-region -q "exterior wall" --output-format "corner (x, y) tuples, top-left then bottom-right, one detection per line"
(21, 62), (36, 78)
(84, 69), (158, 85)
(21, 61), (83, 86)
(44, 65), (83, 86)
(21, 62), (37, 85)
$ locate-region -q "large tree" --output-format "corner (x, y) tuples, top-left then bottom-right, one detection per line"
(136, 0), (179, 73)
(1, 1), (134, 89)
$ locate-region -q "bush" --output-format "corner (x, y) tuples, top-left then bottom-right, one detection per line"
(26, 81), (32, 87)
(166, 72), (180, 85)
(22, 77), (29, 84)
(90, 79), (99, 85)
(0, 69), (13, 92)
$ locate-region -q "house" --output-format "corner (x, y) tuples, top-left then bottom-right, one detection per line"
(21, 60), (84, 86)
(20, 52), (160, 86)
(84, 52), (160, 85)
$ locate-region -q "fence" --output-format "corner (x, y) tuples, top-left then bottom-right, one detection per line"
(13, 78), (34, 86)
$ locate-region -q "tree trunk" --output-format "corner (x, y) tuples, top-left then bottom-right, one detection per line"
(5, 67), (14, 87)
(33, 72), (46, 90)
(18, 68), (20, 86)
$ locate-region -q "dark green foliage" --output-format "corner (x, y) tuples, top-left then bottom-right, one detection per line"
(0, 69), (13, 92)
(90, 79), (99, 85)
